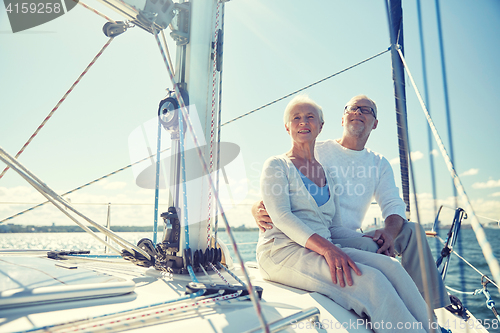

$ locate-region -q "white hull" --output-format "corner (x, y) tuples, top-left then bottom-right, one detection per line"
(0, 250), (489, 333)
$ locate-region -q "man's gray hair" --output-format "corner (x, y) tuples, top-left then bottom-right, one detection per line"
(283, 95), (324, 125)
(345, 95), (378, 118)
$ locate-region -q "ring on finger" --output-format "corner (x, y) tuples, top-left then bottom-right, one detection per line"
(336, 266), (342, 270)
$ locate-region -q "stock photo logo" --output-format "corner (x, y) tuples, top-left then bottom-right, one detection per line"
(3, 0), (79, 32)
(128, 104), (248, 226)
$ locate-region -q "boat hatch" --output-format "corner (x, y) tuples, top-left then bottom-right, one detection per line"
(0, 256), (135, 309)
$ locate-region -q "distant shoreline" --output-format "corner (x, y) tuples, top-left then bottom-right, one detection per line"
(0, 224), (259, 233)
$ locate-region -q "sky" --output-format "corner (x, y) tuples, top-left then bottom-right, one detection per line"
(0, 0), (499, 231)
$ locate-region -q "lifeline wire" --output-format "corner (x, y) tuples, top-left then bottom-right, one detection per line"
(0, 37), (114, 181)
(0, 147), (171, 224)
(398, 48), (500, 295)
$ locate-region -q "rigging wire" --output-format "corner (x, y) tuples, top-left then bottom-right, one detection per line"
(160, 30), (175, 76)
(384, 2), (435, 329)
(416, 0), (438, 218)
(398, 48), (500, 296)
(0, 147), (129, 257)
(0, 147), (171, 224)
(434, 236), (499, 290)
(214, 2), (226, 247)
(0, 37), (115, 181)
(152, 113), (163, 244)
(220, 48), (390, 127)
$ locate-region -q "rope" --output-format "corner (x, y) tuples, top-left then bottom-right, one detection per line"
(152, 25), (201, 285)
(208, 262), (231, 286)
(151, 20), (268, 331)
(435, 235), (499, 290)
(416, 0), (438, 218)
(384, 3), (435, 327)
(398, 48), (500, 296)
(0, 37), (114, 181)
(220, 48), (390, 127)
(214, 3), (226, 247)
(26, 291), (244, 333)
(0, 147), (170, 224)
(207, 2), (221, 247)
(153, 25), (269, 333)
(152, 116), (162, 244)
(445, 285), (479, 296)
(199, 263), (215, 285)
(76, 0), (116, 23)
(219, 263), (246, 286)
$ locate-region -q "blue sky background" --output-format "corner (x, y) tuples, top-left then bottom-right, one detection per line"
(0, 0), (499, 229)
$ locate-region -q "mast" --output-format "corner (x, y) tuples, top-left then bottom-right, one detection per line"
(387, 0), (410, 219)
(180, 0), (220, 252)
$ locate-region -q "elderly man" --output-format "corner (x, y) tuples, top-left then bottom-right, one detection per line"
(252, 94), (450, 309)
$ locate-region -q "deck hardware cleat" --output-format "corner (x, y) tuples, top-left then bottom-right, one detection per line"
(185, 282), (263, 299)
(47, 250), (90, 260)
(121, 248), (154, 267)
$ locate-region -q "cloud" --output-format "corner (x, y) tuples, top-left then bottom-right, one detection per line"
(472, 179), (500, 189)
(389, 151), (423, 165)
(410, 151), (424, 161)
(491, 192), (500, 197)
(430, 149), (439, 157)
(102, 182), (127, 190)
(460, 168), (479, 177)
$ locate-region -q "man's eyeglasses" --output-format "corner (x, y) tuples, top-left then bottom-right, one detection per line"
(344, 105), (376, 119)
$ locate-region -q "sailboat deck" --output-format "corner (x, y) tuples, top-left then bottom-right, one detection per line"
(0, 251), (489, 333)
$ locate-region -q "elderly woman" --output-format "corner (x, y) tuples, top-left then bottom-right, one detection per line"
(256, 95), (435, 333)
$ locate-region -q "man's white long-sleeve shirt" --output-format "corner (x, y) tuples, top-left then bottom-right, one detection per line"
(315, 139), (407, 230)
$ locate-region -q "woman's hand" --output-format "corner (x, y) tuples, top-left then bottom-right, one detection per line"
(305, 234), (362, 287)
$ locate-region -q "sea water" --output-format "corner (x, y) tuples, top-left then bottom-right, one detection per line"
(1, 228), (499, 324)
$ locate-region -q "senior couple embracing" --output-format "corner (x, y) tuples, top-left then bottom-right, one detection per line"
(252, 95), (452, 333)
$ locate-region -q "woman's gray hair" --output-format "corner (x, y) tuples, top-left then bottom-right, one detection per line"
(283, 95), (324, 125)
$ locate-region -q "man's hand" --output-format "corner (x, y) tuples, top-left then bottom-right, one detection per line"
(251, 200), (274, 232)
(371, 214), (404, 257)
